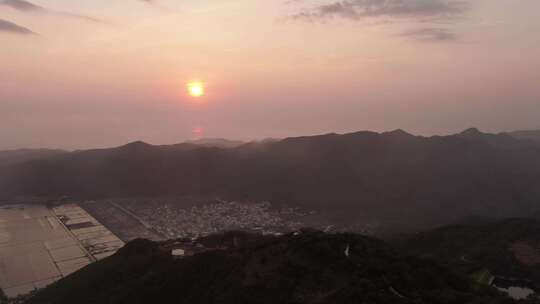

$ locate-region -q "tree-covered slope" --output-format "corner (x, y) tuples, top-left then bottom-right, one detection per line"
(25, 231), (519, 304)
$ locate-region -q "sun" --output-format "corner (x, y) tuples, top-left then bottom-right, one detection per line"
(187, 82), (205, 97)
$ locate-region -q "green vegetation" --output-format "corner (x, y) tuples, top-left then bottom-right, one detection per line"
(0, 289), (8, 304)
(21, 230), (529, 304)
(399, 218), (540, 293)
(471, 269), (493, 286)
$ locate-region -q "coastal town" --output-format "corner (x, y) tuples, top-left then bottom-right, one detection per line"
(102, 199), (310, 239)
(0, 198), (377, 300)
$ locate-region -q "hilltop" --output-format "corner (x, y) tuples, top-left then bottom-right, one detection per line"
(24, 230), (517, 304)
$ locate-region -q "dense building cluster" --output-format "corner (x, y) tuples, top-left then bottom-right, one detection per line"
(119, 200), (308, 239)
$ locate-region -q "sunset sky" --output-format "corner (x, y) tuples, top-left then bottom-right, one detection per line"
(1, 0), (540, 149)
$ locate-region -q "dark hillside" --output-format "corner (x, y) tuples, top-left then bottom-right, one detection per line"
(400, 218), (540, 291)
(25, 231), (516, 304)
(2, 129), (540, 231)
(509, 130), (540, 146)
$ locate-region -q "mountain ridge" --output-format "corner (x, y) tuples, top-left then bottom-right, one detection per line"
(2, 129), (540, 232)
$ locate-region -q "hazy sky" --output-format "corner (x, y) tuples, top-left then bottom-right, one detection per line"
(1, 0), (540, 149)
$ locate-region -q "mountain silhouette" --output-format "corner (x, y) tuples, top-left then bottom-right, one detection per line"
(24, 231), (513, 304)
(2, 129), (540, 231)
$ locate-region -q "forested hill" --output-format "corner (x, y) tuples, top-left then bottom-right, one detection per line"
(24, 231), (518, 304)
(2, 129), (540, 230)
(399, 218), (540, 289)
